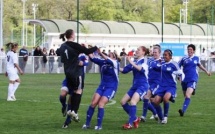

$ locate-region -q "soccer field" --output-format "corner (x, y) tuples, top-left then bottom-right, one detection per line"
(0, 73), (215, 134)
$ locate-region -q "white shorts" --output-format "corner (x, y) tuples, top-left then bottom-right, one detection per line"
(8, 72), (19, 81)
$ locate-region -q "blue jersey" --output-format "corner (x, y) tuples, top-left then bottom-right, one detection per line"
(178, 56), (200, 82)
(160, 60), (182, 87)
(62, 78), (67, 87)
(79, 54), (88, 75)
(148, 58), (162, 84)
(90, 57), (119, 88)
(122, 58), (148, 86)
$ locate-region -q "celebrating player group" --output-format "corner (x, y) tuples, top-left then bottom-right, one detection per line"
(5, 28), (210, 131)
(55, 29), (211, 131)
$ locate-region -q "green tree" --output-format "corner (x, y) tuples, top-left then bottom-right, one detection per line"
(81, 0), (116, 20)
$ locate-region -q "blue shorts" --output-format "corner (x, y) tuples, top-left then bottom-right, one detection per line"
(153, 86), (177, 102)
(96, 85), (117, 101)
(127, 84), (148, 100)
(181, 81), (197, 91)
(149, 82), (159, 95)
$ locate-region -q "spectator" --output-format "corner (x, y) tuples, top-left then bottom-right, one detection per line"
(41, 47), (48, 74)
(33, 46), (42, 73)
(56, 48), (63, 74)
(200, 48), (207, 68)
(120, 48), (127, 56)
(48, 49), (56, 73)
(102, 49), (108, 56)
(31, 47), (35, 56)
(19, 46), (28, 73)
(128, 49), (135, 56)
(149, 46), (153, 56)
(210, 52), (215, 72)
(0, 48), (6, 73)
(108, 49), (111, 56)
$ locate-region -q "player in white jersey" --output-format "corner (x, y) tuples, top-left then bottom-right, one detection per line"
(5, 43), (23, 101)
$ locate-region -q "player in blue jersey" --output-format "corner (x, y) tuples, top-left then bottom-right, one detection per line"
(140, 46), (161, 122)
(178, 44), (211, 117)
(82, 49), (119, 130)
(120, 46), (148, 130)
(153, 49), (183, 124)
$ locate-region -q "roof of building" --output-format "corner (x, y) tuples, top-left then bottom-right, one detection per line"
(26, 19), (215, 36)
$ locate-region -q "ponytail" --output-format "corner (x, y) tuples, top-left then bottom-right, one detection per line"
(5, 42), (18, 50)
(59, 33), (66, 41)
(59, 29), (74, 42)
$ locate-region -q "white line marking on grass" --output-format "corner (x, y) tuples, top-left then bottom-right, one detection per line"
(106, 100), (116, 106)
(17, 99), (116, 106)
(193, 113), (212, 116)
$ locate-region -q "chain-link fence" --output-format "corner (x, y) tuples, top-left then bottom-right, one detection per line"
(0, 56), (215, 74)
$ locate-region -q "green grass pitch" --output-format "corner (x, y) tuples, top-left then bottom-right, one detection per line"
(0, 73), (215, 134)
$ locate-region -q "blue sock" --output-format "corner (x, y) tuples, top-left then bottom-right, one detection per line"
(148, 103), (157, 115)
(122, 103), (130, 114)
(86, 106), (95, 126)
(142, 99), (149, 117)
(59, 95), (66, 108)
(97, 108), (104, 127)
(129, 105), (137, 125)
(163, 102), (169, 117)
(154, 105), (163, 121)
(182, 98), (190, 113)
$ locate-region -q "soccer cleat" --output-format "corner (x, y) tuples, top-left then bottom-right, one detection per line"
(161, 117), (168, 124)
(67, 110), (80, 122)
(82, 124), (90, 129)
(11, 95), (16, 101)
(140, 116), (146, 122)
(178, 109), (184, 117)
(122, 123), (132, 130)
(7, 96), (16, 101)
(61, 106), (67, 117)
(94, 126), (102, 130)
(154, 114), (159, 121)
(62, 124), (69, 129)
(192, 90), (195, 95)
(150, 114), (159, 121)
(133, 117), (141, 128)
(149, 115), (155, 120)
(62, 120), (71, 129)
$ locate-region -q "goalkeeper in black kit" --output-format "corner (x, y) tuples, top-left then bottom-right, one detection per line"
(56, 29), (98, 128)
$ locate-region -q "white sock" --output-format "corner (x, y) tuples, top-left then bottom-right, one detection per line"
(13, 82), (20, 96)
(57, 68), (60, 73)
(8, 83), (14, 98)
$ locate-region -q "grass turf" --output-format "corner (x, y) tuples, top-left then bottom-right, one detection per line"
(0, 73), (215, 134)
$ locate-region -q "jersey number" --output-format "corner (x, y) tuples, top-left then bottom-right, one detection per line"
(64, 49), (69, 59)
(7, 56), (10, 62)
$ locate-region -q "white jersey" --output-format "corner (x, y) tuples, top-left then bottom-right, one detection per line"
(6, 51), (18, 73)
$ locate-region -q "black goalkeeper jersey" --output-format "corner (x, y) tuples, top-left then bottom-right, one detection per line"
(57, 41), (97, 79)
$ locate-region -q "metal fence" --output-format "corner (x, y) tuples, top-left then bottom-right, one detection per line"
(0, 56), (215, 74)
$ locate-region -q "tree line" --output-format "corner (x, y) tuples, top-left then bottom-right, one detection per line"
(2, 0), (215, 45)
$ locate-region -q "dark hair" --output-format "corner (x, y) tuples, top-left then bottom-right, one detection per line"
(59, 29), (74, 41)
(187, 44), (196, 51)
(164, 49), (173, 56)
(5, 42), (18, 50)
(140, 46), (148, 56)
(153, 44), (161, 48)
